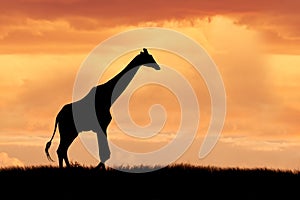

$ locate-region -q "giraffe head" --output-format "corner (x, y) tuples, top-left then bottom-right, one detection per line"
(136, 48), (160, 70)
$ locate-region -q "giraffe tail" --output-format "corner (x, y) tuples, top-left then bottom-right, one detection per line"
(45, 116), (59, 162)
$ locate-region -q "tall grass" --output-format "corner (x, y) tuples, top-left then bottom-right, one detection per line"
(1, 163), (299, 199)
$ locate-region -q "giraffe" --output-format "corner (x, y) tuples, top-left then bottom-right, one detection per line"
(45, 48), (160, 169)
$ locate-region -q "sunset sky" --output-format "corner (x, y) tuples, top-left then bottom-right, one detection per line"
(0, 0), (300, 170)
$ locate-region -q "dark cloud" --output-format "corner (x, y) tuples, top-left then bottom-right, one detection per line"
(2, 0), (298, 22)
(0, 0), (298, 54)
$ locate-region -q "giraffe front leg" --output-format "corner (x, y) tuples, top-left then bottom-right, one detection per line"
(96, 162), (106, 170)
(95, 130), (111, 170)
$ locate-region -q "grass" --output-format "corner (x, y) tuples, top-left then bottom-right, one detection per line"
(1, 163), (300, 199)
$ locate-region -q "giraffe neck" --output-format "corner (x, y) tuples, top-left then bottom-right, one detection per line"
(100, 58), (142, 105)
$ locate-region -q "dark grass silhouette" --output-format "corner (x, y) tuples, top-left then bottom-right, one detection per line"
(1, 164), (299, 199)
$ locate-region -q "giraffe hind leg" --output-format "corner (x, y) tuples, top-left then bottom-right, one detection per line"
(57, 143), (72, 168)
(57, 133), (77, 168)
(57, 145), (65, 168)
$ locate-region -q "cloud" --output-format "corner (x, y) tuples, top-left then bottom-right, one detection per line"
(219, 136), (300, 152)
(0, 54), (84, 133)
(0, 17), (118, 54)
(1, 0), (298, 22)
(0, 0), (298, 54)
(0, 152), (24, 167)
(0, 135), (52, 147)
(234, 13), (300, 54)
(175, 135), (300, 170)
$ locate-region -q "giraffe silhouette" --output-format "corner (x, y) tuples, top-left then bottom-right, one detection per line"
(45, 48), (160, 169)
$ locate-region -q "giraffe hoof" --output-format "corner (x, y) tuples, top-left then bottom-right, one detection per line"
(95, 162), (106, 171)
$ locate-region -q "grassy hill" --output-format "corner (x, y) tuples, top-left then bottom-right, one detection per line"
(1, 164), (299, 199)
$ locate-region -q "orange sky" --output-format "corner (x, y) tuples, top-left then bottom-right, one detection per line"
(0, 0), (300, 170)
